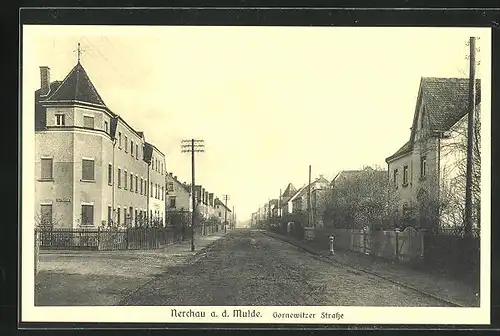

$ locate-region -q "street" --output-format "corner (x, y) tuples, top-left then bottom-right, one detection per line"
(120, 229), (449, 306)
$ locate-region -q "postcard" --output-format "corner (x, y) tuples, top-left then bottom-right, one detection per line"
(21, 22), (491, 326)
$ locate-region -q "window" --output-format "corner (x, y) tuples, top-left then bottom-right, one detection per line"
(40, 158), (53, 180)
(117, 208), (121, 226)
(82, 159), (95, 181)
(124, 170), (127, 189)
(151, 182), (153, 197)
(107, 206), (112, 225)
(83, 116), (94, 129)
(161, 187), (164, 200)
(420, 156), (427, 178)
(393, 169), (398, 187)
(140, 178), (143, 194)
(117, 168), (122, 188)
(118, 132), (122, 148)
(135, 175), (138, 193)
(403, 165), (409, 186)
(81, 204), (94, 226)
(55, 114), (65, 126)
(108, 164), (112, 185)
(167, 182), (174, 192)
(125, 136), (128, 152)
(40, 204), (52, 227)
(131, 140), (134, 156)
(130, 173), (134, 192)
(135, 144), (138, 159)
(169, 196), (176, 209)
(104, 120), (109, 133)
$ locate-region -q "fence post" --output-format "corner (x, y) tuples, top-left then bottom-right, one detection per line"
(395, 228), (400, 262)
(97, 226), (101, 251)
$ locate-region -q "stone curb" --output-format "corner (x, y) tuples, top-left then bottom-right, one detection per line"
(117, 233), (227, 305)
(263, 230), (465, 307)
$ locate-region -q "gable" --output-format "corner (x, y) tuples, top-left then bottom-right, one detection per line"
(386, 77), (480, 163)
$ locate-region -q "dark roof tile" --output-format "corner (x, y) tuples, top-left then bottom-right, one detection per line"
(43, 62), (107, 107)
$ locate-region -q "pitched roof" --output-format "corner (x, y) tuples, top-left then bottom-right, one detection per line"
(332, 168), (387, 188)
(386, 77), (481, 162)
(166, 172), (191, 193)
(288, 186), (305, 203)
(43, 62), (107, 107)
(421, 77), (481, 132)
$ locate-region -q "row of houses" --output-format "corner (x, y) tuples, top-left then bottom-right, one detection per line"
(35, 59), (233, 229)
(252, 77), (481, 233)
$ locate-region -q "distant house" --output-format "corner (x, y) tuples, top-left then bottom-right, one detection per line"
(385, 77), (481, 232)
(165, 172), (192, 215)
(214, 197), (232, 226)
(269, 199), (279, 217)
(279, 183), (297, 215)
(289, 175), (330, 227)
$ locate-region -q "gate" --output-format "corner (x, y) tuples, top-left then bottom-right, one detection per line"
(397, 226), (423, 263)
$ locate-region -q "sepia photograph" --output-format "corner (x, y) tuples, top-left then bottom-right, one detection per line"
(21, 22), (491, 325)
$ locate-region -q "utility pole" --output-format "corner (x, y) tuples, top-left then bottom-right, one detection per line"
(279, 189), (282, 219)
(181, 139), (205, 251)
(223, 194), (230, 233)
(308, 165), (312, 227)
(464, 36), (477, 238)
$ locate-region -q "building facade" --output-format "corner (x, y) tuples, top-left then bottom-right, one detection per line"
(385, 77), (481, 231)
(35, 61), (165, 229)
(165, 172), (192, 213)
(144, 143), (166, 226)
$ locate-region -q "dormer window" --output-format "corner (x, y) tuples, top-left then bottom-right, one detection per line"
(55, 114), (65, 126)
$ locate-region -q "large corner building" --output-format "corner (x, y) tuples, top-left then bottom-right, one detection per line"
(35, 60), (166, 228)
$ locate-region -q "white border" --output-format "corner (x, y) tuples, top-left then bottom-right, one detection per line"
(22, 25), (491, 325)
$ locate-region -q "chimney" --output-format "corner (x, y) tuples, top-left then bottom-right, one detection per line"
(174, 176), (177, 180)
(40, 66), (51, 96)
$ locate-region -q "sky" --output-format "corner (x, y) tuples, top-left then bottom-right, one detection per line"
(24, 25), (489, 222)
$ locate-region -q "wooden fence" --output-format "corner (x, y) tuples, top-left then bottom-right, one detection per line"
(35, 226), (206, 251)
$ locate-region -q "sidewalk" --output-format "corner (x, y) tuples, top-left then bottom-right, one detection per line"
(36, 231), (227, 306)
(265, 230), (480, 307)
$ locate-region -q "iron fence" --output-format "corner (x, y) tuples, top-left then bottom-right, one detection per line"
(36, 226), (188, 251)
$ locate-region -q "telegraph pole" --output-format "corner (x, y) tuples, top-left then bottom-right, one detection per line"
(223, 194), (230, 233)
(181, 139), (205, 251)
(464, 36), (477, 238)
(308, 165), (312, 227)
(279, 189), (282, 219)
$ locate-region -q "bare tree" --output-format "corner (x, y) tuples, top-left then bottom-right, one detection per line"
(440, 105), (481, 233)
(323, 166), (389, 230)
